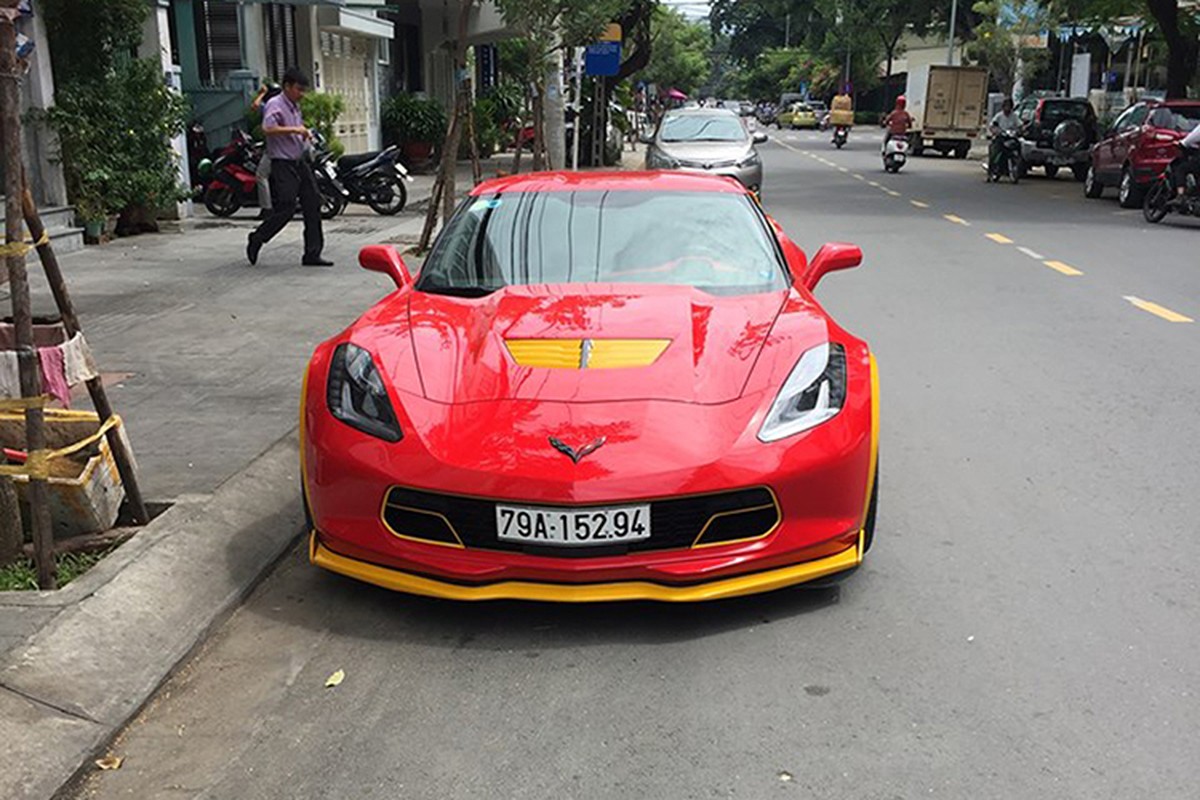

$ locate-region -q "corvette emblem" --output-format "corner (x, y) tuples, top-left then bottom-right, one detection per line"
(548, 436), (607, 464)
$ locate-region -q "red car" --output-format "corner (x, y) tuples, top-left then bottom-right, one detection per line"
(1085, 100), (1200, 207)
(302, 172), (878, 602)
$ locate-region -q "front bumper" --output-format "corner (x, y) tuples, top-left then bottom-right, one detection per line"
(303, 348), (877, 602)
(676, 164), (762, 192)
(310, 530), (863, 602)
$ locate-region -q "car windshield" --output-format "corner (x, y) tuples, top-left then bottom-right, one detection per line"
(660, 114), (747, 142)
(1042, 102), (1091, 125)
(1154, 106), (1200, 133)
(417, 190), (788, 297)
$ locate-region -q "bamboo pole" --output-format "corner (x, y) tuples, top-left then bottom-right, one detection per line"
(20, 183), (149, 524)
(1, 7), (56, 589)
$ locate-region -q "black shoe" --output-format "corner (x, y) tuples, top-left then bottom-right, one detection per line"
(247, 236), (262, 266)
(301, 257), (334, 267)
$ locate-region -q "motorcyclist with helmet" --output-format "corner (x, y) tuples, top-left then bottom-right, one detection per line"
(882, 95), (913, 152)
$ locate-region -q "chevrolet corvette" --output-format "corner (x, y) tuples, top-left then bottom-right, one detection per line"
(302, 171), (877, 602)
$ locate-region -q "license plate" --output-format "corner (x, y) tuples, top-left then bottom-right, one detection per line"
(495, 503), (651, 547)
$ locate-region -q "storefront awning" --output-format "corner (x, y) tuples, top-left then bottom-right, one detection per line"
(316, 7), (394, 38)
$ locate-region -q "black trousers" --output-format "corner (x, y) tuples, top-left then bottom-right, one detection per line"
(251, 159), (323, 261)
(1170, 148), (1200, 192)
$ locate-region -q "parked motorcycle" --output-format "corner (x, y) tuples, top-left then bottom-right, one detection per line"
(200, 130), (261, 217)
(309, 132), (350, 220)
(329, 144), (412, 216)
(882, 135), (908, 173)
(986, 133), (1022, 184)
(832, 126), (849, 149)
(1143, 149), (1200, 224)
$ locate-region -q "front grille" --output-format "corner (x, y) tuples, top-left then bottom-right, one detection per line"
(381, 487), (780, 556)
(679, 159), (739, 169)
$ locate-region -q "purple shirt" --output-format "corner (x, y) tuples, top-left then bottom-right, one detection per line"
(262, 93), (305, 161)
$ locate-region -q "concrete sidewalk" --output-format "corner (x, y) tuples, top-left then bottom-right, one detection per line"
(0, 152), (642, 799)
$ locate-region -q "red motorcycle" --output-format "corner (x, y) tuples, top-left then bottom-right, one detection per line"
(199, 131), (263, 217)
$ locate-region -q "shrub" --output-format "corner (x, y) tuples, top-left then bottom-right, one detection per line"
(300, 92), (346, 157)
(382, 94), (447, 146)
(48, 59), (190, 221)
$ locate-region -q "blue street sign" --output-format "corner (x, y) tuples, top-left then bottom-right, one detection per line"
(585, 42), (621, 76)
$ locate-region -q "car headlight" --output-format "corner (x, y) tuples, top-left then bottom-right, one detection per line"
(647, 150), (680, 169)
(326, 343), (403, 442)
(738, 151), (761, 168)
(758, 343), (847, 443)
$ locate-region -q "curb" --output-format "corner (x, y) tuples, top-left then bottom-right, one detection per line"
(0, 429), (305, 800)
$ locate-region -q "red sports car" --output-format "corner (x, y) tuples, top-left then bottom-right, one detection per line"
(302, 171), (878, 602)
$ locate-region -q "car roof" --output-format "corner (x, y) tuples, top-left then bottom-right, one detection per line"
(469, 171), (749, 196)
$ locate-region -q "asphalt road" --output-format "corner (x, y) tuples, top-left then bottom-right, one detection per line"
(73, 132), (1200, 799)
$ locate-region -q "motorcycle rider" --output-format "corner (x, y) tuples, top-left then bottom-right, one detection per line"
(1171, 117), (1200, 199)
(988, 97), (1020, 176)
(882, 95), (913, 152)
(830, 90), (853, 144)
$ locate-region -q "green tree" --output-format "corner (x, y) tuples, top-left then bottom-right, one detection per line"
(966, 0), (1053, 96)
(494, 0), (628, 167)
(641, 7), (711, 96)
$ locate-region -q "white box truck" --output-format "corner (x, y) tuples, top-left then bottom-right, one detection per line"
(905, 65), (989, 158)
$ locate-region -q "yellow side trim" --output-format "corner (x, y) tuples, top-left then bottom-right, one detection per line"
(309, 533), (861, 603)
(380, 497), (466, 549)
(862, 353), (879, 528)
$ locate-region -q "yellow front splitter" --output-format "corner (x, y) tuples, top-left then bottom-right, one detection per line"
(309, 532), (863, 603)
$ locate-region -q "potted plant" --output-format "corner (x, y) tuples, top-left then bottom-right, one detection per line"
(382, 94), (446, 163)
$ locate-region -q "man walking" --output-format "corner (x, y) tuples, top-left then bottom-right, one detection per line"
(247, 68), (331, 267)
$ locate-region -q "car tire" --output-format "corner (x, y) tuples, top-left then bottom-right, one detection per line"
(1072, 163), (1089, 182)
(955, 143), (970, 159)
(1119, 166), (1144, 208)
(1044, 164), (1059, 179)
(1084, 164), (1104, 198)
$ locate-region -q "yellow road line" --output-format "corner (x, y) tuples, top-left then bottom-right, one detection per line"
(867, 180), (881, 187)
(883, 189), (902, 197)
(910, 200), (929, 208)
(1016, 246), (1045, 260)
(853, 174), (866, 181)
(944, 214), (970, 226)
(1042, 260), (1083, 276)
(985, 233), (1014, 244)
(1123, 296), (1193, 322)
(837, 166), (849, 172)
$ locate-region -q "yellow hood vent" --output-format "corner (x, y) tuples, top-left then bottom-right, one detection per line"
(505, 339), (671, 369)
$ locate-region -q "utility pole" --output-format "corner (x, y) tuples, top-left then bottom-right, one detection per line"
(947, 0), (959, 65)
(785, 13), (791, 48)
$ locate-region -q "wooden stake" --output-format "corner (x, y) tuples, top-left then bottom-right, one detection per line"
(1, 10), (55, 589)
(20, 183), (149, 525)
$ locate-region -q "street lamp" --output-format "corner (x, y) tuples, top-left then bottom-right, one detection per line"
(947, 0), (958, 65)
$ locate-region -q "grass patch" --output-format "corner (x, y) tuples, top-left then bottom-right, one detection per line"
(0, 549), (111, 591)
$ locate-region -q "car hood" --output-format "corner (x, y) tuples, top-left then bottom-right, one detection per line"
(388, 285), (794, 405)
(657, 141), (753, 163)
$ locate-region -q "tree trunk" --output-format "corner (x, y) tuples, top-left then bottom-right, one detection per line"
(531, 86), (545, 171)
(1145, 0), (1199, 99)
(0, 473), (20, 567)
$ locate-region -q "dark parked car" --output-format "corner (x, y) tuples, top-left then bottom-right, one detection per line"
(1014, 96), (1099, 180)
(1085, 100), (1200, 207)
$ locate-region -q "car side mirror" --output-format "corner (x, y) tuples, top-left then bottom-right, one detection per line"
(359, 244), (412, 290)
(802, 243), (862, 290)
(752, 131), (768, 144)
